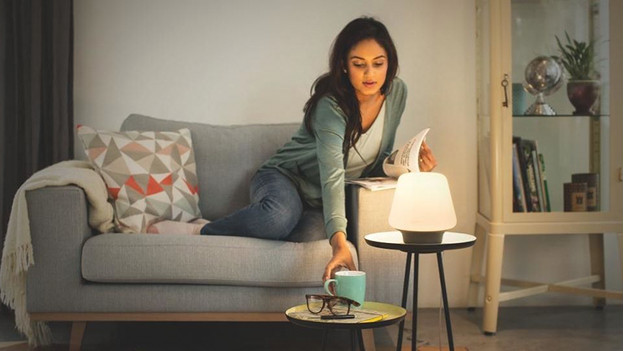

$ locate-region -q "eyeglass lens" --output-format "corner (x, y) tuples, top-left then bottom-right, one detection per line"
(306, 295), (325, 314)
(327, 298), (350, 315)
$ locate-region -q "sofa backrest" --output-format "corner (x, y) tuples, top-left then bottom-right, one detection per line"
(121, 114), (299, 220)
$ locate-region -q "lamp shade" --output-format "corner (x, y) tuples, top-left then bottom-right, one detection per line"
(388, 172), (457, 242)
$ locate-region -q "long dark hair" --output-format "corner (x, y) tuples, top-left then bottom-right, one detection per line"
(303, 17), (399, 153)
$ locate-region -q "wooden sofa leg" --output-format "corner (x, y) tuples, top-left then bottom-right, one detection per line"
(69, 321), (86, 351)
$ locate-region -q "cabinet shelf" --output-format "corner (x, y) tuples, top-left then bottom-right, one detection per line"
(477, 212), (621, 235)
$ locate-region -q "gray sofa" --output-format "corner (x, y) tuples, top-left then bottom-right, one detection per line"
(25, 114), (408, 349)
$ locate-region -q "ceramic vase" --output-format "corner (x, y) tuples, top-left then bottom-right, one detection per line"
(567, 80), (600, 115)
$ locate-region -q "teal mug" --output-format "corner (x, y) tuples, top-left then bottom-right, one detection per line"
(323, 270), (366, 306)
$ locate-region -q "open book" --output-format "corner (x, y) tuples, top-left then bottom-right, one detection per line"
(346, 128), (430, 191)
(382, 128), (430, 178)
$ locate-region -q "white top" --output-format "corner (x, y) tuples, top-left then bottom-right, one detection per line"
(345, 102), (385, 180)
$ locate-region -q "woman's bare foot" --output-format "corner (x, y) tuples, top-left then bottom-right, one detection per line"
(146, 219), (209, 235)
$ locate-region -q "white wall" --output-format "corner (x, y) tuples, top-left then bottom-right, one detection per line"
(73, 0), (620, 308)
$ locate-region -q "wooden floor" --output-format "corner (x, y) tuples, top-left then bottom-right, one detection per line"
(0, 342), (27, 351)
(0, 345), (473, 351)
(0, 306), (620, 350)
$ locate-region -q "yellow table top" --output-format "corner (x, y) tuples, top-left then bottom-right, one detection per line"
(285, 301), (406, 329)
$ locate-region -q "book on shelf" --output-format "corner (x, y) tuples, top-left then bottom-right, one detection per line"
(529, 140), (548, 212)
(538, 153), (551, 211)
(519, 139), (541, 212)
(513, 136), (550, 212)
(512, 137), (531, 211)
(512, 141), (527, 212)
(531, 147), (545, 211)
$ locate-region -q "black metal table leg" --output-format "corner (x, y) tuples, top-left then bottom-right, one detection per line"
(357, 329), (365, 351)
(396, 252), (412, 351)
(437, 252), (454, 351)
(412, 253), (419, 351)
(364, 232), (475, 351)
(321, 328), (328, 351)
(351, 329), (357, 351)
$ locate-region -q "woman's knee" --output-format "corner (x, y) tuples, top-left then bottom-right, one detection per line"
(257, 197), (302, 239)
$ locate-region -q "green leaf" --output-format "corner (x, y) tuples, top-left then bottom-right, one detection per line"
(554, 31), (597, 80)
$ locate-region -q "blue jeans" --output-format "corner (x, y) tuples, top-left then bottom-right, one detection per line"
(199, 169), (303, 240)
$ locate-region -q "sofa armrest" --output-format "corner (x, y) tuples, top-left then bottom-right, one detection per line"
(25, 186), (94, 312)
(346, 185), (406, 304)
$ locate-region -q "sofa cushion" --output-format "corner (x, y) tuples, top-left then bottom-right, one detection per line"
(81, 234), (358, 287)
(120, 114), (299, 220)
(77, 125), (201, 233)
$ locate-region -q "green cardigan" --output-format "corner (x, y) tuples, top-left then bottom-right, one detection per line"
(260, 78), (407, 239)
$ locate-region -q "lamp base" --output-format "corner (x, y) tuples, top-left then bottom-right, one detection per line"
(399, 230), (444, 243)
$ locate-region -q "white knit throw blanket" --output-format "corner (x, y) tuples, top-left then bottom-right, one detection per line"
(0, 160), (114, 346)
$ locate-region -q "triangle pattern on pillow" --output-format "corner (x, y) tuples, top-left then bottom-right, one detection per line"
(77, 125), (202, 233)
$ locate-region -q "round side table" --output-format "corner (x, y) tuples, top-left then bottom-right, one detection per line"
(285, 301), (406, 351)
(365, 231), (475, 351)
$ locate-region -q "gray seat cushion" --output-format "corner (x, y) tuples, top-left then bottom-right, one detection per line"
(82, 233), (358, 287)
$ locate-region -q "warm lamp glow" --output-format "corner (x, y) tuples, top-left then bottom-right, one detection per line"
(389, 172), (457, 243)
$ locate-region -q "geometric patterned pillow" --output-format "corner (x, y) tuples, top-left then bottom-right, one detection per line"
(77, 125), (202, 233)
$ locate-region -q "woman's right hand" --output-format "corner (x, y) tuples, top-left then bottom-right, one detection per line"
(322, 232), (356, 291)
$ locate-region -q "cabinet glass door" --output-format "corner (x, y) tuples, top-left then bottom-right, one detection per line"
(476, 0), (493, 219)
(509, 0), (610, 214)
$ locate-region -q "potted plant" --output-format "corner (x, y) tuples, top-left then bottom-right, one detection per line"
(555, 32), (600, 115)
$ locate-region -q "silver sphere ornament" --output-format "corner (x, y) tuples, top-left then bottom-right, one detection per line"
(523, 56), (565, 115)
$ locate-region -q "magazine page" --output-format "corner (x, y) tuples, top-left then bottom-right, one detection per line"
(346, 177), (397, 191)
(288, 308), (387, 324)
(383, 128), (430, 178)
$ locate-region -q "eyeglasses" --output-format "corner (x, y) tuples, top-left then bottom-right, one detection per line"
(305, 294), (360, 316)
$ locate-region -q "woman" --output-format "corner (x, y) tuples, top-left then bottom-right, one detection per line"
(148, 17), (437, 283)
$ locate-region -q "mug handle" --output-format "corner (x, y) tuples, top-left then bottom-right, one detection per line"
(324, 279), (337, 296)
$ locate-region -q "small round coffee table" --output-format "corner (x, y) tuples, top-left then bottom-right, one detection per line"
(285, 301), (406, 351)
(365, 231), (475, 351)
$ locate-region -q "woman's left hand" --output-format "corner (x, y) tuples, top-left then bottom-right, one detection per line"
(418, 141), (437, 172)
